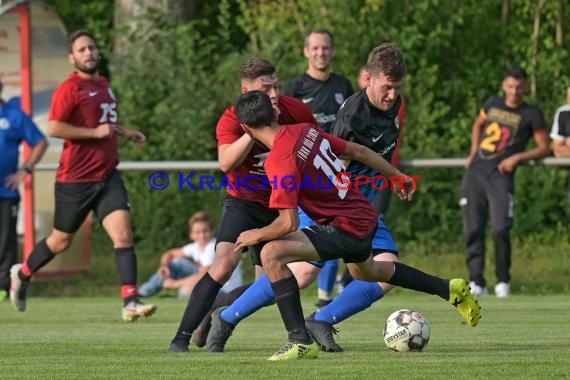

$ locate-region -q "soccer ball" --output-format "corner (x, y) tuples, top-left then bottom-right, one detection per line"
(383, 309), (430, 352)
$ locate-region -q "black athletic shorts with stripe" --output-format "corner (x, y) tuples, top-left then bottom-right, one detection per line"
(53, 170), (130, 233)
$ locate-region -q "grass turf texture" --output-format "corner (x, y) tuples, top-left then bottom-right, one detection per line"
(1, 293), (568, 379)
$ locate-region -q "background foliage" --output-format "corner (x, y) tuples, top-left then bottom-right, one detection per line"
(42, 0), (570, 262)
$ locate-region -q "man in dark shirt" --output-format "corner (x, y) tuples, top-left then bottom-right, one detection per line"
(461, 66), (550, 298)
(550, 84), (570, 203)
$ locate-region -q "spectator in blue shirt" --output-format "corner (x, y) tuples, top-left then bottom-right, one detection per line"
(0, 79), (48, 300)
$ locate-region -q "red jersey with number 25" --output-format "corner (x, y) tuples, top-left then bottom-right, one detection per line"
(266, 123), (378, 238)
(49, 72), (119, 182)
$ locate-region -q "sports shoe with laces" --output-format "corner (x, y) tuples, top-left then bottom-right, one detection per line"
(206, 306), (234, 352)
(121, 300), (157, 322)
(305, 313), (343, 352)
(10, 264), (29, 312)
(193, 312), (212, 348)
(267, 341), (319, 361)
(449, 278), (482, 327)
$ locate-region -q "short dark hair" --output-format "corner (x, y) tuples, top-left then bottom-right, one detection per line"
(366, 43), (407, 80)
(504, 66), (528, 80)
(67, 29), (96, 53)
(239, 58), (276, 82)
(235, 91), (276, 128)
(304, 28), (334, 48)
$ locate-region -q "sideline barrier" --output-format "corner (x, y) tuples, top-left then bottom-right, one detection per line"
(33, 157), (570, 172)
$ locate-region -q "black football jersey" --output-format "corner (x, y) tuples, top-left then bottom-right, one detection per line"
(281, 73), (353, 132)
(330, 90), (402, 202)
(471, 96), (545, 171)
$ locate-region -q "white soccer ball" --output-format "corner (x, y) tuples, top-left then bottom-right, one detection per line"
(383, 309), (430, 352)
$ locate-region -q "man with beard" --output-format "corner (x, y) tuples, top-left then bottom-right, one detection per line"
(9, 29), (156, 322)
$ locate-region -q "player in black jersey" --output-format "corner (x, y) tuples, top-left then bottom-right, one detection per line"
(461, 66), (550, 298)
(281, 29), (354, 309)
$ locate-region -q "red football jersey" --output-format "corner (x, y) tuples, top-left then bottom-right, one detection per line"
(49, 72), (119, 182)
(266, 123), (378, 238)
(216, 95), (317, 207)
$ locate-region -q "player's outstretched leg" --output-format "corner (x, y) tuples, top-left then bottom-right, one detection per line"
(449, 278), (481, 327)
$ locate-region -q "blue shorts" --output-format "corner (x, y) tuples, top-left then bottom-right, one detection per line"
(298, 208), (398, 268)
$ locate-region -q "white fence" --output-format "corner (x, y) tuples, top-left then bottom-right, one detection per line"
(34, 157), (570, 171)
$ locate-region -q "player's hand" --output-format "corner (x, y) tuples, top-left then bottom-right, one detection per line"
(4, 170), (27, 191)
(158, 265), (170, 279)
(394, 175), (416, 201)
(497, 155), (518, 174)
(465, 153), (476, 168)
(234, 229), (262, 251)
(125, 130), (147, 147)
(95, 123), (116, 139)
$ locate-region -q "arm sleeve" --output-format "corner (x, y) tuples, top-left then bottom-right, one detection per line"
(21, 111), (46, 146)
(530, 107), (547, 133)
(216, 107), (243, 147)
(49, 83), (77, 122)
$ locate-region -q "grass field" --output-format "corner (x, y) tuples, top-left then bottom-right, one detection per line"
(1, 292), (569, 379)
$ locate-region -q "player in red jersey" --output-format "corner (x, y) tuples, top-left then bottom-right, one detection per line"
(9, 29), (156, 322)
(169, 58), (317, 352)
(232, 91), (481, 360)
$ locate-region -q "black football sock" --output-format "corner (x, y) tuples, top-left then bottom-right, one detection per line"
(211, 283), (252, 310)
(173, 273), (222, 344)
(271, 276), (311, 344)
(114, 247), (138, 304)
(340, 267), (354, 288)
(388, 262), (450, 300)
(23, 238), (55, 277)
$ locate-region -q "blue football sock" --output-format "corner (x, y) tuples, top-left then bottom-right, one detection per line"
(314, 280), (384, 325)
(220, 273), (275, 326)
(318, 259), (339, 296)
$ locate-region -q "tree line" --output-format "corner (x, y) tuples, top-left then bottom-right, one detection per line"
(44, 0), (570, 254)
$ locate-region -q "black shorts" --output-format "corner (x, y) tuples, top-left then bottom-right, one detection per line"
(216, 195), (278, 266)
(302, 224), (375, 264)
(53, 170), (130, 233)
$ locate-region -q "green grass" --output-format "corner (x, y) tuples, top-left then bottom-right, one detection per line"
(1, 293), (569, 379)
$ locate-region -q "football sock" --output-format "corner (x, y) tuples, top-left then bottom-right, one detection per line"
(315, 280), (383, 325)
(21, 238), (55, 278)
(340, 267), (354, 288)
(271, 276), (311, 344)
(211, 283), (251, 310)
(173, 273), (222, 344)
(221, 274), (274, 326)
(388, 262), (449, 300)
(317, 259), (339, 297)
(114, 247), (138, 304)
